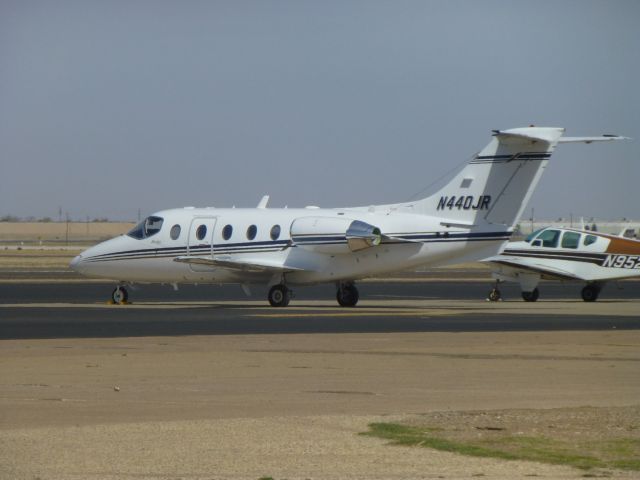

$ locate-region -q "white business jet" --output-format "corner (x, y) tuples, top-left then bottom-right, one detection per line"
(70, 127), (626, 306)
(484, 226), (640, 302)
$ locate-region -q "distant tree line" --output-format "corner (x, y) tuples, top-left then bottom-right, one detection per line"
(0, 215), (113, 222)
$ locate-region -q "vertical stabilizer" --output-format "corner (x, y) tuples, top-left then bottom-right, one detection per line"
(414, 127), (565, 228)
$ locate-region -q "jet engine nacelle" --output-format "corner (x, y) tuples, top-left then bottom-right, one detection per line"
(290, 217), (382, 254)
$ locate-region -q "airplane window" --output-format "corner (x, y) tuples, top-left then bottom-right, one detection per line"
(584, 235), (598, 246)
(247, 224), (257, 240)
(525, 228), (546, 243)
(270, 224), (281, 241)
(222, 224), (233, 240)
(196, 224), (207, 241)
(127, 216), (164, 240)
(561, 231), (580, 249)
(534, 229), (560, 248)
(170, 224), (181, 240)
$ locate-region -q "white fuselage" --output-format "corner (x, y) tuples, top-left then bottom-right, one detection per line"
(71, 206), (510, 286)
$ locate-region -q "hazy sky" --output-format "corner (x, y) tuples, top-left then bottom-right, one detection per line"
(1, 0), (638, 221)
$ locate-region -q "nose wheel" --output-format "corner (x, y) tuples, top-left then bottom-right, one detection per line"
(337, 282), (359, 307)
(268, 284), (291, 307)
(111, 286), (129, 304)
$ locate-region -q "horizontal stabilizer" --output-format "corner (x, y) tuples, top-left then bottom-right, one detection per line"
(558, 135), (630, 144)
(174, 255), (303, 273)
(492, 127), (565, 145)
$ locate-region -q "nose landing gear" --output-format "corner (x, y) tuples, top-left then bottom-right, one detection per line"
(110, 286), (129, 305)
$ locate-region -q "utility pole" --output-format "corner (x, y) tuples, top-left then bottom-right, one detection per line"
(65, 212), (70, 246)
(530, 207), (534, 233)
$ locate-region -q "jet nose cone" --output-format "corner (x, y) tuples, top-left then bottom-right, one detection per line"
(69, 254), (83, 272)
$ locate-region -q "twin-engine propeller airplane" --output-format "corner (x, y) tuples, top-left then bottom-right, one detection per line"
(483, 226), (640, 302)
(70, 127), (627, 306)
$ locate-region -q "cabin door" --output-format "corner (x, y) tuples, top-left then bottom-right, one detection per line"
(186, 216), (217, 272)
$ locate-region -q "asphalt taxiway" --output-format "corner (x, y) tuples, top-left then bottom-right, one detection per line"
(2, 279), (639, 479)
(1, 280), (638, 340)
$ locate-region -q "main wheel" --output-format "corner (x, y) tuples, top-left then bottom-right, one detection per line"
(521, 288), (539, 302)
(268, 284), (291, 307)
(581, 284), (600, 302)
(111, 286), (128, 304)
(337, 283), (359, 307)
(487, 288), (501, 302)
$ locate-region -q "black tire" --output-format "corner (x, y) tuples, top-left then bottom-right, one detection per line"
(488, 288), (501, 302)
(337, 284), (359, 307)
(521, 288), (539, 302)
(268, 284), (290, 307)
(112, 286), (128, 304)
(581, 284), (600, 302)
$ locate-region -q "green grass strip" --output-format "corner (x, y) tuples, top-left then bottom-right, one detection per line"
(362, 423), (639, 471)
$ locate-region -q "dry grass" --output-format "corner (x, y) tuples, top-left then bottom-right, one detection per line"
(0, 222), (133, 242)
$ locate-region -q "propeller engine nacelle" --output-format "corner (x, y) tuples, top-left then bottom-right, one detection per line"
(290, 217), (382, 254)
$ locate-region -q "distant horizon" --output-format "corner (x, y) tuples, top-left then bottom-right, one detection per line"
(2, 213), (638, 224)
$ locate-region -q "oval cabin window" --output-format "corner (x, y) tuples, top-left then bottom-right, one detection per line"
(196, 224), (207, 241)
(270, 224), (281, 241)
(170, 224), (181, 240)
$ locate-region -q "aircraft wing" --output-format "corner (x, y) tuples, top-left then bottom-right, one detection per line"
(482, 255), (583, 281)
(174, 255), (305, 273)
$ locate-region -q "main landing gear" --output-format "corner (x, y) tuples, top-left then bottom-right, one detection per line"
(110, 285), (129, 304)
(267, 282), (360, 307)
(581, 284), (601, 302)
(268, 284), (292, 307)
(521, 288), (539, 302)
(336, 282), (359, 307)
(487, 281), (540, 302)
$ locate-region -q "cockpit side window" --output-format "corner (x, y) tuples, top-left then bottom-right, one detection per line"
(127, 216), (164, 240)
(525, 228), (546, 243)
(534, 229), (560, 248)
(561, 231), (581, 249)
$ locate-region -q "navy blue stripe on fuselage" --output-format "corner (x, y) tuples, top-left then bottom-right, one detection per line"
(83, 241), (289, 263)
(82, 231), (511, 263)
(501, 249), (606, 265)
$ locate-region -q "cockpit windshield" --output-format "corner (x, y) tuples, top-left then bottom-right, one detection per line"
(525, 228), (546, 243)
(127, 216), (164, 240)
